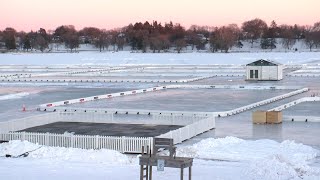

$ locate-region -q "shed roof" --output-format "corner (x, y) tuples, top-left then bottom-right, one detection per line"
(246, 59), (281, 66)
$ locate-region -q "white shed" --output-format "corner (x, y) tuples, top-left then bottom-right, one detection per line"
(246, 59), (283, 81)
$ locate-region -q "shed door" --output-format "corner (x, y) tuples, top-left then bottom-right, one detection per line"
(250, 70), (254, 78)
(255, 70), (258, 78)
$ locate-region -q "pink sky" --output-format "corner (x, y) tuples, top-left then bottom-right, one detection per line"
(1, 0), (319, 31)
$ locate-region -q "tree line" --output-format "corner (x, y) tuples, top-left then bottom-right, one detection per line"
(1, 18), (320, 53)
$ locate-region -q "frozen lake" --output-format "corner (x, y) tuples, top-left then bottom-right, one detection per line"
(65, 88), (292, 112)
(1, 52), (320, 151)
(0, 86), (151, 121)
(1, 51), (320, 65)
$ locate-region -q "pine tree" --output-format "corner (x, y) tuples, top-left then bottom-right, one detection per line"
(23, 36), (31, 51)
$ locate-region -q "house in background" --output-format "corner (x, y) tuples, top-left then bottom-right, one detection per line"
(246, 59), (283, 81)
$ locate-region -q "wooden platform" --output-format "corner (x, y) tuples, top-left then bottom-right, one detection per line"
(139, 155), (193, 169)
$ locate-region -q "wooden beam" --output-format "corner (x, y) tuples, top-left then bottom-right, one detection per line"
(181, 168), (184, 180)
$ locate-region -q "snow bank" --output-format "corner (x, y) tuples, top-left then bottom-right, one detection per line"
(177, 137), (320, 180)
(1, 138), (319, 180)
(0, 92), (30, 101)
(0, 140), (130, 165)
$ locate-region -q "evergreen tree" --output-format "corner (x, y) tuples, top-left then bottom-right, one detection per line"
(23, 35), (31, 51)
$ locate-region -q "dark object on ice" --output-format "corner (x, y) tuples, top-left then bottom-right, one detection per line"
(4, 146), (42, 158)
(5, 152), (29, 158)
(0, 140), (9, 144)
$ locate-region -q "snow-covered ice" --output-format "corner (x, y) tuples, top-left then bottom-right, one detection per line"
(0, 92), (31, 101)
(0, 137), (319, 180)
(1, 51), (320, 65)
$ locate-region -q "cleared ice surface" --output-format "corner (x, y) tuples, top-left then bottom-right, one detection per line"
(23, 75), (196, 81)
(0, 86), (147, 122)
(192, 76), (320, 90)
(182, 111), (320, 149)
(66, 89), (292, 112)
(283, 102), (320, 116)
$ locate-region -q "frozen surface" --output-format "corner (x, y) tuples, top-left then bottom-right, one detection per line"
(0, 138), (319, 180)
(184, 110), (320, 148)
(23, 75), (195, 81)
(0, 92), (31, 101)
(0, 86), (143, 121)
(283, 102), (320, 116)
(1, 51), (320, 65)
(1, 52), (320, 179)
(193, 76), (320, 90)
(66, 89), (292, 112)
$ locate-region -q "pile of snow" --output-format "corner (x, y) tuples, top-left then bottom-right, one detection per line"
(0, 92), (30, 101)
(0, 140), (130, 165)
(177, 137), (320, 180)
(0, 138), (319, 180)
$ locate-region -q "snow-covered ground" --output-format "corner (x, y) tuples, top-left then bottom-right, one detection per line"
(0, 92), (31, 101)
(1, 51), (320, 65)
(0, 137), (319, 180)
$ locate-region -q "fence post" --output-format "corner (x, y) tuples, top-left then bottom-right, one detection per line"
(70, 134), (74, 148)
(21, 131), (26, 141)
(45, 132), (49, 146)
(95, 135), (99, 149)
(121, 136), (125, 153)
(149, 137), (153, 154)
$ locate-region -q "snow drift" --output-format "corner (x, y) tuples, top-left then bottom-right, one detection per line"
(0, 138), (319, 180)
(0, 140), (130, 165)
(177, 137), (320, 180)
(0, 92), (30, 101)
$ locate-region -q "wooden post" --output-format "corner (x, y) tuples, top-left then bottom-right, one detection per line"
(180, 168), (184, 180)
(145, 146), (149, 180)
(149, 146), (152, 180)
(140, 146), (144, 180)
(149, 166), (152, 180)
(189, 166), (191, 180)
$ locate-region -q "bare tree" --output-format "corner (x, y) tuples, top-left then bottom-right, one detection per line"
(280, 25), (295, 51)
(3, 27), (17, 50)
(304, 26), (317, 51)
(150, 36), (161, 53)
(242, 18), (268, 48)
(35, 35), (48, 52)
(210, 25), (239, 53)
(63, 30), (79, 52)
(174, 39), (186, 53)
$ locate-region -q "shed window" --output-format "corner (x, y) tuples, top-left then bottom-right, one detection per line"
(250, 70), (254, 78)
(255, 70), (258, 78)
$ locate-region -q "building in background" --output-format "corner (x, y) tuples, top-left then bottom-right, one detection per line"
(246, 59), (283, 81)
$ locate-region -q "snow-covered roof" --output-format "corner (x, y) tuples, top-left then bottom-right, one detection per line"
(246, 59), (281, 66)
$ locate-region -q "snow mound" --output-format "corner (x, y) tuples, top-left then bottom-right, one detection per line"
(0, 140), (130, 165)
(0, 92), (30, 101)
(177, 137), (320, 179)
(248, 154), (320, 180)
(177, 137), (318, 161)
